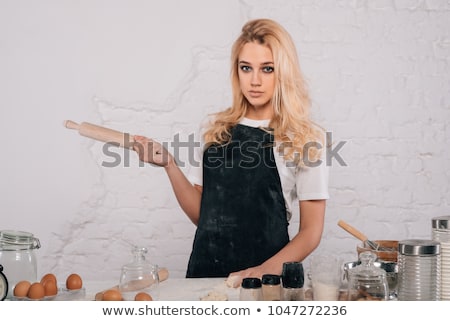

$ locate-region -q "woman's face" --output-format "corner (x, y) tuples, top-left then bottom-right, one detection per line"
(238, 41), (275, 119)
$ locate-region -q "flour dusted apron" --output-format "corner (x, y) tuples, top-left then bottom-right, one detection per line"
(186, 124), (289, 277)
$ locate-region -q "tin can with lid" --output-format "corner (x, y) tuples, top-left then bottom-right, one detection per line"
(397, 239), (440, 301)
(0, 230), (41, 298)
(432, 216), (450, 300)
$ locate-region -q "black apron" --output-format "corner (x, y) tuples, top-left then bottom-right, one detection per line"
(186, 124), (290, 278)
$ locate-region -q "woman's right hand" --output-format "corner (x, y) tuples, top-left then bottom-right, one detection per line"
(133, 135), (174, 167)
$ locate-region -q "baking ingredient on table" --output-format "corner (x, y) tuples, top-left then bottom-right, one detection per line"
(27, 282), (45, 300)
(102, 289), (123, 301)
(135, 292), (153, 301)
(41, 273), (58, 296)
(13, 280), (31, 297)
(313, 281), (340, 300)
(43, 279), (58, 296)
(226, 275), (241, 288)
(200, 290), (228, 301)
(66, 273), (83, 290)
(41, 273), (57, 285)
(158, 267), (169, 283)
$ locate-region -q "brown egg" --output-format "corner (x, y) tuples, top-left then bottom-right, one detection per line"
(13, 280), (31, 297)
(102, 289), (123, 301)
(27, 282), (45, 300)
(43, 279), (58, 296)
(40, 273), (57, 286)
(66, 273), (83, 290)
(134, 292), (153, 301)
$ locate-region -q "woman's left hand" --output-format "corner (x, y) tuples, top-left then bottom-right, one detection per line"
(133, 135), (173, 167)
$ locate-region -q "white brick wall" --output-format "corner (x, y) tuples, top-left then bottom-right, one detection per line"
(0, 0), (449, 281)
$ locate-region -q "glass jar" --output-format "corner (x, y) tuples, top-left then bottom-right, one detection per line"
(119, 245), (159, 301)
(240, 277), (262, 301)
(281, 262), (304, 301)
(432, 216), (450, 300)
(261, 274), (281, 301)
(0, 264), (8, 301)
(397, 239), (440, 301)
(0, 230), (40, 299)
(347, 251), (389, 301)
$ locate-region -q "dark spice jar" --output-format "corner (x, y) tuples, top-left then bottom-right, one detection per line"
(281, 261), (305, 301)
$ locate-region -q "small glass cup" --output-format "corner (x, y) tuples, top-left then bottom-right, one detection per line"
(119, 246), (159, 301)
(309, 255), (342, 301)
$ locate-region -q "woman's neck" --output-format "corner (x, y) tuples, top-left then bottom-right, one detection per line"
(245, 106), (273, 120)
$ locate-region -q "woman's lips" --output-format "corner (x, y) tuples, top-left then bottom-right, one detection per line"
(248, 91), (264, 98)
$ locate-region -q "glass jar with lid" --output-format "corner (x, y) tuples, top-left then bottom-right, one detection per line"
(0, 230), (40, 299)
(281, 261), (305, 301)
(261, 274), (282, 301)
(119, 245), (159, 301)
(240, 277), (262, 301)
(347, 251), (389, 301)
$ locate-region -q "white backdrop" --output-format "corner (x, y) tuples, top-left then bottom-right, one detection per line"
(1, 0), (449, 282)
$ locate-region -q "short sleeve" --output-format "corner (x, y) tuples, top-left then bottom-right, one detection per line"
(296, 156), (330, 201)
(186, 116), (212, 186)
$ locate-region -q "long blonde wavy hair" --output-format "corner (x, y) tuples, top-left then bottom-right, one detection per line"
(203, 18), (324, 166)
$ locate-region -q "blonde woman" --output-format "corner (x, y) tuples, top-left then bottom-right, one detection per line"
(134, 19), (329, 281)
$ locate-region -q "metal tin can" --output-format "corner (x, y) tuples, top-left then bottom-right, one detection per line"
(432, 216), (450, 300)
(397, 239), (440, 301)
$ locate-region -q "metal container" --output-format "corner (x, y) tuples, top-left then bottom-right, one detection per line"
(397, 239), (440, 301)
(0, 230), (40, 299)
(432, 216), (450, 300)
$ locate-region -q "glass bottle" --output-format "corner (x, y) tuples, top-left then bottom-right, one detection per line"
(261, 274), (281, 301)
(0, 230), (40, 299)
(347, 251), (389, 301)
(240, 277), (262, 301)
(119, 246), (159, 301)
(281, 262), (304, 301)
(432, 216), (450, 300)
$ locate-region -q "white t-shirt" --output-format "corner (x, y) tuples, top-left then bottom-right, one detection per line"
(187, 117), (330, 220)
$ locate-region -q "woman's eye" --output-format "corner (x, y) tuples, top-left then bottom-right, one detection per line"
(240, 65), (251, 72)
(262, 66), (274, 73)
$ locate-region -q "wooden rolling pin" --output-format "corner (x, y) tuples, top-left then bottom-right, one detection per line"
(94, 267), (169, 301)
(64, 120), (135, 149)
